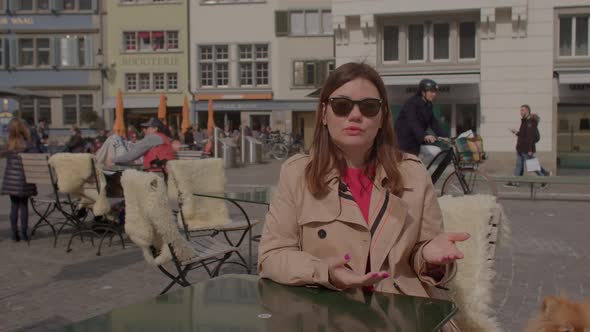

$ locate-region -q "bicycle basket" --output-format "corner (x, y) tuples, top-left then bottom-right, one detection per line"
(454, 135), (486, 163)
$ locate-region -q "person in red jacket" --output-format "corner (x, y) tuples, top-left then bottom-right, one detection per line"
(110, 117), (176, 171)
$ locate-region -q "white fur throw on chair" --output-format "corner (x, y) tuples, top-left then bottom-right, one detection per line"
(121, 169), (198, 265)
(48, 153), (110, 216)
(438, 194), (508, 332)
(167, 159), (231, 230)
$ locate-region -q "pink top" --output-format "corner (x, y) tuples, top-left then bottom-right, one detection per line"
(342, 167), (374, 224)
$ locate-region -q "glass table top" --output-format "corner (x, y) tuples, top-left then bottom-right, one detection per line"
(54, 274), (457, 332)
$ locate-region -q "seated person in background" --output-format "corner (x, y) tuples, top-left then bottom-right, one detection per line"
(66, 125), (86, 153)
(258, 63), (468, 331)
(109, 118), (176, 171)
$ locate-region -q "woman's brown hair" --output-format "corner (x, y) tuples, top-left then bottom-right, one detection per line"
(305, 62), (405, 198)
(7, 118), (31, 151)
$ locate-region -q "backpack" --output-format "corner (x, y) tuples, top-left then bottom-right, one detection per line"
(534, 127), (540, 143)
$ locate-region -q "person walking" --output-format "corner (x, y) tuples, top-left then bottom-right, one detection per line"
(506, 104), (550, 187)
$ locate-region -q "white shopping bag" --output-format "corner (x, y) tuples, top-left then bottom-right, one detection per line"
(525, 158), (541, 172)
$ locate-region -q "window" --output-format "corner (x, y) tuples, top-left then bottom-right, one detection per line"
(459, 22), (476, 59)
(138, 31), (151, 51)
(0, 39), (3, 68)
(77, 37), (86, 66)
(20, 98), (35, 125)
(432, 23), (450, 60)
(383, 25), (399, 62)
(154, 73), (165, 91)
(199, 45), (228, 87)
(286, 10), (332, 36)
(239, 43), (269, 87)
(408, 24), (425, 61)
(36, 38), (50, 66)
(200, 63), (213, 86)
(125, 73), (137, 91)
(123, 31), (180, 52)
(139, 73), (151, 91)
(19, 0), (33, 10)
(19, 39), (34, 66)
(293, 60), (334, 87)
(124, 32), (136, 51)
(239, 63), (253, 86)
(167, 31), (178, 50)
(152, 31), (164, 50)
(63, 95), (77, 125)
(201, 0), (266, 4)
(79, 0), (92, 10)
(63, 0), (75, 10)
(216, 63), (228, 86)
(59, 36), (91, 67)
(63, 95), (93, 125)
(167, 73), (178, 90)
(560, 16), (590, 57)
(37, 0), (49, 10)
(38, 98), (50, 124)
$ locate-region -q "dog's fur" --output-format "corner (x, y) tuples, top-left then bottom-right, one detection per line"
(524, 296), (590, 332)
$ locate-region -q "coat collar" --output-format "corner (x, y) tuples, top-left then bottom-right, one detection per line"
(329, 164), (410, 271)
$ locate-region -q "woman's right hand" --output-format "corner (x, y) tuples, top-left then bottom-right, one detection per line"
(326, 254), (389, 290)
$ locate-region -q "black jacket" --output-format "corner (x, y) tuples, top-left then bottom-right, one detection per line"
(395, 95), (448, 155)
(516, 117), (537, 154)
(1, 143), (39, 197)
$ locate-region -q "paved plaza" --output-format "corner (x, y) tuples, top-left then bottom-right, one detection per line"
(0, 158), (589, 332)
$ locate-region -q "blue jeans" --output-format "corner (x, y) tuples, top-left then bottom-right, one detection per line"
(514, 152), (549, 177)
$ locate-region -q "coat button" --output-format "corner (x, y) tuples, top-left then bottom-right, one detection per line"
(318, 229), (327, 239)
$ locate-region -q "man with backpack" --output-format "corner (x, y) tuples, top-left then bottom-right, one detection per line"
(505, 104), (550, 187)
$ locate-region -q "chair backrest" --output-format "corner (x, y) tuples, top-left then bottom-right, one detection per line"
(19, 153), (52, 185)
(121, 169), (197, 266)
(167, 159), (230, 230)
(438, 194), (504, 332)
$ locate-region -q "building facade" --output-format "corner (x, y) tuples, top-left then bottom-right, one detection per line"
(102, 0), (189, 131)
(190, 0), (333, 148)
(0, 0), (102, 130)
(332, 0), (590, 173)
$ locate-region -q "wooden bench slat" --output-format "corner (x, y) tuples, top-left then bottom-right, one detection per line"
(19, 153), (50, 160)
(24, 176), (52, 185)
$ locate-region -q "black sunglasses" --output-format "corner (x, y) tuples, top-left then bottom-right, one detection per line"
(328, 97), (383, 117)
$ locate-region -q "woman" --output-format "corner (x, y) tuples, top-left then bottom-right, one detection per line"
(65, 125), (85, 153)
(1, 118), (39, 241)
(257, 63), (468, 325)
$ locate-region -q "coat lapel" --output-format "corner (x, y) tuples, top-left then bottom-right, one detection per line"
(368, 167), (410, 272)
(335, 180), (369, 230)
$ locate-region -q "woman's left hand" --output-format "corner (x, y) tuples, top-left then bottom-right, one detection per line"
(422, 232), (470, 265)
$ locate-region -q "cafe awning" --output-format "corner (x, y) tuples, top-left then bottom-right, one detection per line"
(381, 72), (480, 85)
(557, 69), (590, 84)
(0, 87), (58, 99)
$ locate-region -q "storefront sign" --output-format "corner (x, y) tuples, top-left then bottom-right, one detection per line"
(0, 17), (34, 25)
(121, 56), (179, 66)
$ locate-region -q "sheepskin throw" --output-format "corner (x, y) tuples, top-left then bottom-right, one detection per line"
(167, 159), (231, 229)
(48, 153), (110, 216)
(438, 194), (508, 332)
(121, 169), (198, 265)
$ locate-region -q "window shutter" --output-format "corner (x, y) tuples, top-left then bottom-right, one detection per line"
(9, 0), (19, 12)
(84, 36), (93, 66)
(275, 11), (289, 36)
(2, 39), (7, 69)
(9, 38), (18, 68)
(51, 36), (60, 67)
(69, 38), (79, 66)
(317, 61), (327, 85)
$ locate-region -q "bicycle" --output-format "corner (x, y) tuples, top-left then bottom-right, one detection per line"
(427, 136), (498, 197)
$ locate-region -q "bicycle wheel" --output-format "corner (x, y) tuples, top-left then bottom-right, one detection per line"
(271, 144), (289, 160)
(441, 169), (498, 197)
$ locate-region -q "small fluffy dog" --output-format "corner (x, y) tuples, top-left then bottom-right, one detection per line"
(524, 296), (590, 332)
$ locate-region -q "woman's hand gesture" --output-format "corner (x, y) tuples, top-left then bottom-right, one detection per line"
(325, 254), (389, 290)
(422, 232), (470, 265)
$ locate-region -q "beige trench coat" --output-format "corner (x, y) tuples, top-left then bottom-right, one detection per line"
(258, 153), (457, 294)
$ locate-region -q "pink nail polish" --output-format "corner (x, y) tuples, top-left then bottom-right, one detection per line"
(372, 272), (379, 277)
(344, 253), (351, 261)
(381, 272), (389, 278)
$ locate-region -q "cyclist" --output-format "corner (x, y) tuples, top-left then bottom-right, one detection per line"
(395, 79), (450, 183)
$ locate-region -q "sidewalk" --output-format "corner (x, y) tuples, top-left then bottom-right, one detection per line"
(0, 158), (589, 331)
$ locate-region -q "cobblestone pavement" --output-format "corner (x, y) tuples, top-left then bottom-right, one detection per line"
(0, 158), (589, 331)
